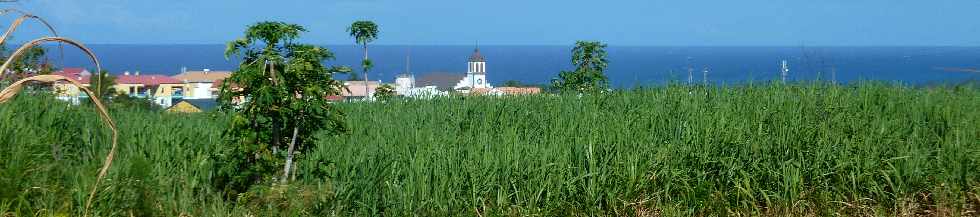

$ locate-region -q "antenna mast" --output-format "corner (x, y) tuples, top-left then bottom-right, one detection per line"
(406, 49), (413, 88)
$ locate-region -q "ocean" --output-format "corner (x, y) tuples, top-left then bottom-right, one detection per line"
(42, 45), (980, 87)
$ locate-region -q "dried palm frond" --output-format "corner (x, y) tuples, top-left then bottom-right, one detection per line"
(0, 37), (115, 217)
(0, 9), (64, 70)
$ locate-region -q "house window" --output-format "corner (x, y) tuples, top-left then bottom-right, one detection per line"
(477, 78), (483, 85)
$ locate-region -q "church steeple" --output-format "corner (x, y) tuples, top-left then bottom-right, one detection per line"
(467, 48), (486, 74)
(468, 48), (485, 62)
(456, 47), (492, 90)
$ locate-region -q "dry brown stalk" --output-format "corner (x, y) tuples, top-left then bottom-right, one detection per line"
(0, 9), (60, 45)
(0, 36), (83, 81)
(0, 37), (116, 217)
(0, 8), (64, 71)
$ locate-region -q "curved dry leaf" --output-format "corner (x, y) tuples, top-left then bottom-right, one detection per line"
(0, 37), (114, 217)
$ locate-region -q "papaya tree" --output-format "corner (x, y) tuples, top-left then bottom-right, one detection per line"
(215, 21), (349, 194)
(552, 40), (609, 93)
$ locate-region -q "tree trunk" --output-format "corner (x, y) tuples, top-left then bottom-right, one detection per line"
(281, 126), (299, 184)
(363, 43), (370, 100)
(269, 61), (281, 148)
(291, 159), (298, 181)
(269, 60), (279, 86)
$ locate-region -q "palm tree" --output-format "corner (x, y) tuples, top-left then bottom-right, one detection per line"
(92, 69), (116, 100)
(347, 21), (379, 99)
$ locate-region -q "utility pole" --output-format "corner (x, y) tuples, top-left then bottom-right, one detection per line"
(780, 60), (789, 83)
(702, 67), (709, 85)
(686, 57), (694, 85)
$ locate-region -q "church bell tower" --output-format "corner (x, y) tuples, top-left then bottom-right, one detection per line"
(467, 48), (489, 88)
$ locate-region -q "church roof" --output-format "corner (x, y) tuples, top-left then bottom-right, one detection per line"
(417, 72), (465, 91)
(468, 48), (485, 62)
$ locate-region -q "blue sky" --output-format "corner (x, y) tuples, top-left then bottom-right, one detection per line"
(6, 0), (980, 46)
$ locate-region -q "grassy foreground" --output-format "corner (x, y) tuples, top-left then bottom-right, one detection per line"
(1, 83), (978, 216)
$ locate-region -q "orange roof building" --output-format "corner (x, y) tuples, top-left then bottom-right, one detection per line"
(342, 80), (382, 99)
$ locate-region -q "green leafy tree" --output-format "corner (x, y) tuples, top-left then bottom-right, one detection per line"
(347, 21), (379, 99)
(215, 21), (349, 195)
(373, 83), (396, 101)
(0, 41), (52, 82)
(552, 41), (609, 93)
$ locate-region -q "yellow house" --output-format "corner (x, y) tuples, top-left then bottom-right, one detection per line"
(50, 69), (190, 107)
(51, 68), (93, 104)
(112, 72), (188, 107)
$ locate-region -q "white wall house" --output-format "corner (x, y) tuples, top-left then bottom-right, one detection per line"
(172, 69), (232, 99)
(394, 73), (415, 95)
(404, 86), (448, 98)
(188, 82), (216, 99)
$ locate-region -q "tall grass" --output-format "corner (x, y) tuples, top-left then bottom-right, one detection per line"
(1, 83), (978, 216)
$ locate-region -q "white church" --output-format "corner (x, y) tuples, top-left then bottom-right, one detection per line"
(394, 48), (493, 97)
(454, 48), (492, 91)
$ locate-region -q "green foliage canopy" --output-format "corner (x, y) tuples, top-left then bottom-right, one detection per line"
(0, 41), (52, 82)
(216, 21), (349, 194)
(91, 70), (115, 100)
(373, 83), (396, 101)
(347, 21), (379, 46)
(552, 40), (610, 93)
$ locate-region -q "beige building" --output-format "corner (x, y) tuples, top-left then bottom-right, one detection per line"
(172, 69), (232, 99)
